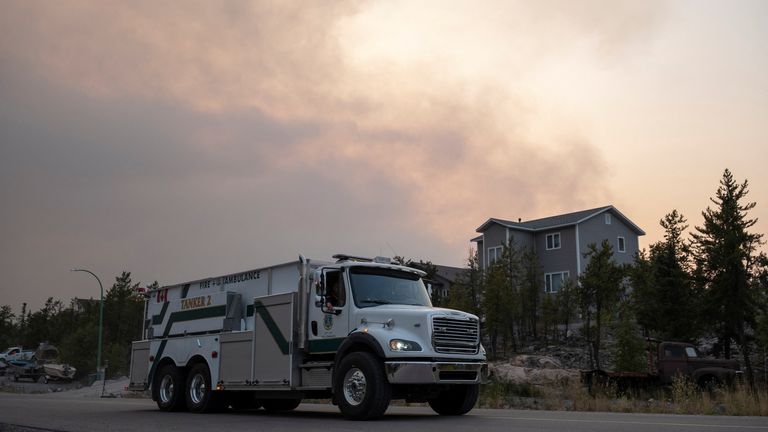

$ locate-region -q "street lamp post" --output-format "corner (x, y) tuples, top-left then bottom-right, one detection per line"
(71, 268), (104, 380)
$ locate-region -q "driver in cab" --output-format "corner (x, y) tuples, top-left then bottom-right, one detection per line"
(325, 274), (345, 312)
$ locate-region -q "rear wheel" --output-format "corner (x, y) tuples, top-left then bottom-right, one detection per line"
(428, 384), (479, 416)
(154, 364), (187, 411)
(186, 362), (224, 413)
(261, 398), (301, 412)
(335, 352), (391, 420)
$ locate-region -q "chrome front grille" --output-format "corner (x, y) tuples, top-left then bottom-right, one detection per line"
(431, 316), (479, 354)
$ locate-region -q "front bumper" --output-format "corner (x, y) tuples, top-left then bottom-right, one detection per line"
(385, 361), (488, 384)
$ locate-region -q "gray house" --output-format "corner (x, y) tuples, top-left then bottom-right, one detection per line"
(471, 205), (645, 293)
(428, 264), (467, 302)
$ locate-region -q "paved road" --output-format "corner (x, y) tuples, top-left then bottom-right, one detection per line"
(0, 393), (766, 432)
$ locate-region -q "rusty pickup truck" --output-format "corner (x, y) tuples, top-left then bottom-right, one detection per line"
(582, 339), (741, 391)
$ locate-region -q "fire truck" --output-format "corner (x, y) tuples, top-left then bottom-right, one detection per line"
(128, 255), (487, 420)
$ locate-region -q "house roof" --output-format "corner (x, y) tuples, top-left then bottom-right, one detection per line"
(474, 205), (645, 236)
(434, 264), (466, 283)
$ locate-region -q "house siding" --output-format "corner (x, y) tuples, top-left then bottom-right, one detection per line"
(478, 226), (535, 268)
(508, 229), (534, 251)
(535, 226), (578, 283)
(578, 209), (639, 272)
(475, 239), (484, 268)
(482, 223), (507, 268)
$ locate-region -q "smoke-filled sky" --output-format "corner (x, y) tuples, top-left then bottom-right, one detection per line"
(1, 0), (766, 311)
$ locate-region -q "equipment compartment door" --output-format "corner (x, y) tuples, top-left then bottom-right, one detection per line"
(129, 341), (150, 389)
(252, 292), (296, 388)
(220, 331), (254, 385)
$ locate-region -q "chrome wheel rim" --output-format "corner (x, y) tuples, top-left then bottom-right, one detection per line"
(343, 367), (367, 406)
(159, 375), (174, 403)
(190, 373), (206, 405)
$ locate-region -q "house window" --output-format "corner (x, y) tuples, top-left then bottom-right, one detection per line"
(545, 272), (569, 293)
(487, 246), (503, 266)
(546, 233), (561, 250)
(605, 214), (612, 225)
(617, 236), (626, 253)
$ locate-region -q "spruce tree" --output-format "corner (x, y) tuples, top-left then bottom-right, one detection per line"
(691, 169), (763, 390)
(633, 210), (698, 341)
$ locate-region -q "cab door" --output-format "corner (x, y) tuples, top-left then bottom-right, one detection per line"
(659, 343), (686, 384)
(306, 268), (350, 354)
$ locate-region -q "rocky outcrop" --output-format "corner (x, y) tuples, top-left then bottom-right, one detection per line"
(490, 355), (580, 386)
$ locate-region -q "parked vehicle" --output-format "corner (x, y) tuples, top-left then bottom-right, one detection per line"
(582, 339), (741, 391)
(2, 344), (76, 382)
(0, 347), (35, 362)
(6, 359), (46, 383)
(128, 254), (487, 419)
(35, 344), (77, 381)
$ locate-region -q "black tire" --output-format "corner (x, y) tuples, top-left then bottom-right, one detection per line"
(334, 351), (391, 420)
(261, 398), (302, 412)
(154, 364), (187, 412)
(428, 384), (479, 416)
(186, 362), (224, 413)
(229, 392), (262, 411)
(698, 375), (720, 393)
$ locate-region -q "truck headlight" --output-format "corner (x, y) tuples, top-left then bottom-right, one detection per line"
(389, 339), (422, 352)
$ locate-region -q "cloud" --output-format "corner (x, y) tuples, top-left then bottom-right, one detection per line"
(0, 0), (668, 308)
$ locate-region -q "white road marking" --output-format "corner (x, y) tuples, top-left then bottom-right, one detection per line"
(484, 415), (768, 429)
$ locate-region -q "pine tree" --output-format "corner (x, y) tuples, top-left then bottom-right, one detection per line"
(578, 240), (625, 369)
(103, 271), (145, 377)
(633, 210), (698, 341)
(557, 278), (578, 340)
(613, 301), (646, 372)
(0, 305), (15, 349)
(483, 262), (506, 358)
(540, 293), (558, 341)
(445, 257), (477, 316)
(521, 248), (542, 340)
(691, 169), (763, 390)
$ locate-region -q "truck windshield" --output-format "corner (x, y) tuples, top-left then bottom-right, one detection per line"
(349, 267), (432, 308)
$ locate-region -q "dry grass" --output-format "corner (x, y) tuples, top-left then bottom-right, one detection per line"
(479, 376), (768, 416)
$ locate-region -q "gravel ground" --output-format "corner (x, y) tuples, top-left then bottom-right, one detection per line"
(0, 373), (140, 398)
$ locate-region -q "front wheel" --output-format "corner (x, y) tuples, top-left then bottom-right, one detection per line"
(428, 384), (479, 416)
(334, 352), (391, 420)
